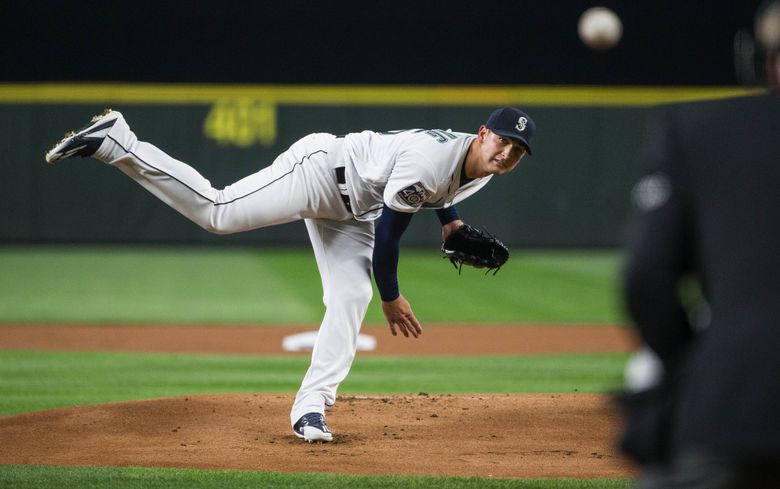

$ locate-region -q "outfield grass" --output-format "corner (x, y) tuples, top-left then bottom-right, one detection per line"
(0, 465), (632, 489)
(0, 246), (632, 487)
(0, 350), (627, 416)
(0, 246), (626, 325)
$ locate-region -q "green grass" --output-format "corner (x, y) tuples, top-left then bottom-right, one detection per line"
(0, 247), (321, 324)
(0, 350), (627, 416)
(0, 246), (631, 487)
(0, 465), (632, 488)
(0, 246), (626, 325)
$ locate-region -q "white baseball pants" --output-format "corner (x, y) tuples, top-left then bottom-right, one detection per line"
(93, 113), (374, 426)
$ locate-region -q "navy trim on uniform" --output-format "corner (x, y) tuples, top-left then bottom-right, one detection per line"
(354, 205), (384, 218)
(108, 134), (326, 206)
(435, 206), (460, 225)
(459, 160), (474, 186)
(372, 205), (414, 302)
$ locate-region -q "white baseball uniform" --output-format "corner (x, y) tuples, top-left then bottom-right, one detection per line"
(91, 114), (492, 426)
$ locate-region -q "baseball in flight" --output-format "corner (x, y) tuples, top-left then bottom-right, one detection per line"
(578, 7), (623, 50)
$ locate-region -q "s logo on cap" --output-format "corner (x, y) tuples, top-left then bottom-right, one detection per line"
(485, 107), (536, 154)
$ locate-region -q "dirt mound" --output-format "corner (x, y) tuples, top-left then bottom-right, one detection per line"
(0, 393), (635, 479)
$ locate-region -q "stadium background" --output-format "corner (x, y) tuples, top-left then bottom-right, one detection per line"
(0, 0), (765, 247)
(0, 2), (769, 485)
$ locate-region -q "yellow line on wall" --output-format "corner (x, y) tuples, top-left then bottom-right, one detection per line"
(0, 83), (764, 106)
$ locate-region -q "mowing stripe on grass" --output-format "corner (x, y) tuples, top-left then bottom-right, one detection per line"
(0, 247), (625, 325)
(0, 350), (628, 416)
(0, 465), (632, 489)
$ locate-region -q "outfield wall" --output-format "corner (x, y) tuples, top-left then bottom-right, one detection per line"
(1, 84), (759, 247)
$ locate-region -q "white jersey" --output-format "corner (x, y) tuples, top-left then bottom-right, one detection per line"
(341, 129), (493, 221)
(85, 113), (495, 432)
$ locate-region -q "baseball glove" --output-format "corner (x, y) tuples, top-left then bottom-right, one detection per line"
(441, 224), (509, 274)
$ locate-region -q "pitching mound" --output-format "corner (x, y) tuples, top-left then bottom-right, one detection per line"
(0, 393), (634, 479)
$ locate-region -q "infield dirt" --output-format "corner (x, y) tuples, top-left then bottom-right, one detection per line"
(0, 324), (637, 479)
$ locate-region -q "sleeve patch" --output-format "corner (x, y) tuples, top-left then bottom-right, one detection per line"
(396, 182), (431, 207)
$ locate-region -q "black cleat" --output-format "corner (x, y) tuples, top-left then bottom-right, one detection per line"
(45, 109), (121, 164)
(293, 412), (333, 442)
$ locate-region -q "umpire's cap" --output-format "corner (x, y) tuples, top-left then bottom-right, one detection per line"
(485, 107), (536, 154)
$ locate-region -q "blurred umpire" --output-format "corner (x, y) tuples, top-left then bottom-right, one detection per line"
(619, 2), (780, 488)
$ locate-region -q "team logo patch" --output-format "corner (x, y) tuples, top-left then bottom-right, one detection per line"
(515, 117), (528, 132)
(397, 182), (430, 207)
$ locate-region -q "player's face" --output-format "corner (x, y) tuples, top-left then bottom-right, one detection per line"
(477, 127), (528, 176)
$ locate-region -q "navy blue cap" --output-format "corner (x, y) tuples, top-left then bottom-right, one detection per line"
(485, 107), (536, 154)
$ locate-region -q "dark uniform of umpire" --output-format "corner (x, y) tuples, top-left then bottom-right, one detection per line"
(620, 2), (780, 487)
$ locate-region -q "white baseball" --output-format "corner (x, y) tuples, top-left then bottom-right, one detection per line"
(578, 7), (623, 50)
(624, 347), (664, 393)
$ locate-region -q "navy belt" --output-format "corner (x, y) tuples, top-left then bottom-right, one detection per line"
(335, 167), (352, 213)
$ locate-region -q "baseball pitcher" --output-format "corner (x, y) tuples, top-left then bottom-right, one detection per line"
(45, 107), (536, 442)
